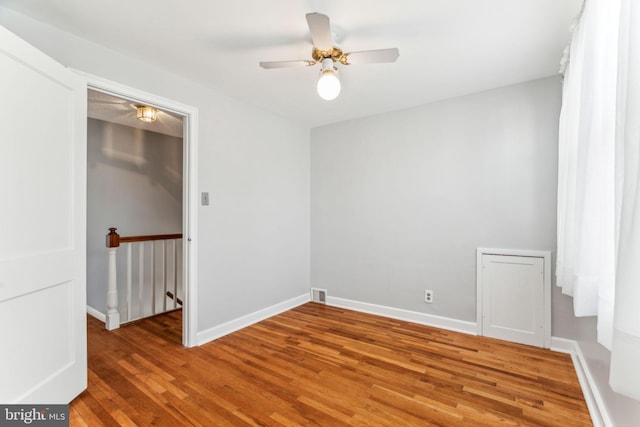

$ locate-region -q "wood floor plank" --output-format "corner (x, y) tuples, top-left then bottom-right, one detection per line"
(72, 303), (592, 426)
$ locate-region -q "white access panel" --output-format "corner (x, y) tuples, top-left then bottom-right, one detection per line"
(477, 249), (551, 348)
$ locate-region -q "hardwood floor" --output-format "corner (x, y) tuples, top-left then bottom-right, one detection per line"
(71, 303), (592, 426)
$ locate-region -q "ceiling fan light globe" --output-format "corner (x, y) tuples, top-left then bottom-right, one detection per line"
(317, 70), (341, 101)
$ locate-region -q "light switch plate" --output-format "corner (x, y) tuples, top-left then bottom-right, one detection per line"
(201, 192), (209, 206)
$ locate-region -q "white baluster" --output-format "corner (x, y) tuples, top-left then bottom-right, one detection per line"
(151, 241), (156, 315)
(105, 228), (120, 330)
(173, 239), (178, 309)
(139, 242), (144, 318)
(126, 243), (132, 322)
(162, 240), (167, 312)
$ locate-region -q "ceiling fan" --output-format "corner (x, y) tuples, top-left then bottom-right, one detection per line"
(259, 12), (400, 101)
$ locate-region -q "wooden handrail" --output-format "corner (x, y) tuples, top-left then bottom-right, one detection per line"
(120, 234), (183, 243)
(106, 227), (182, 248)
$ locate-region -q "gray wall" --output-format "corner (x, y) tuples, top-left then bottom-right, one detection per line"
(87, 118), (183, 312)
(557, 306), (640, 426)
(576, 320), (640, 426)
(0, 7), (311, 332)
(311, 77), (560, 322)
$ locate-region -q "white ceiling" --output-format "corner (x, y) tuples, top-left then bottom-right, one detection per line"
(1, 0), (582, 128)
(88, 90), (184, 138)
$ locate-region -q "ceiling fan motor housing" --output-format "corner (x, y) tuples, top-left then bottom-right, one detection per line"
(312, 47), (349, 65)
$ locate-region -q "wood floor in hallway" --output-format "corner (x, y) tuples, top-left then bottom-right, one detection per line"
(70, 303), (592, 426)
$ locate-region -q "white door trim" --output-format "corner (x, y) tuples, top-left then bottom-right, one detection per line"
(476, 248), (551, 348)
(77, 71), (199, 347)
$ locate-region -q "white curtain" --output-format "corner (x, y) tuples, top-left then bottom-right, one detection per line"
(556, 0), (618, 348)
(557, 0), (640, 400)
(610, 0), (640, 401)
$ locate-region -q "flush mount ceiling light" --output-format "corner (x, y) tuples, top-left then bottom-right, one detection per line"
(259, 12), (399, 101)
(317, 58), (341, 101)
(136, 105), (157, 123)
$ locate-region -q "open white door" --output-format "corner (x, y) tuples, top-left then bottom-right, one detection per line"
(0, 26), (87, 403)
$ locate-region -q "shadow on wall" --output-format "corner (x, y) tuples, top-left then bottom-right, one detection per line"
(88, 118), (183, 203)
(86, 118), (183, 312)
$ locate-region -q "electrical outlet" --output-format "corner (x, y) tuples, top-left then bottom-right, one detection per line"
(424, 290), (433, 304)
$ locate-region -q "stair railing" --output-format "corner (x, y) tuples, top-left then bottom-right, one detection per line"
(105, 227), (183, 330)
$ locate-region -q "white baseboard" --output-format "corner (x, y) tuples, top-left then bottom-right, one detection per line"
(325, 296), (478, 335)
(550, 337), (611, 427)
(196, 293), (310, 346)
(549, 336), (575, 353)
(87, 305), (106, 322)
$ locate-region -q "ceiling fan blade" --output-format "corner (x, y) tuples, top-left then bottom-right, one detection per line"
(305, 12), (332, 51)
(259, 60), (313, 69)
(343, 48), (400, 65)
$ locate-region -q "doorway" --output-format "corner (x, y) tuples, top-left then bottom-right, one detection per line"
(83, 73), (198, 347)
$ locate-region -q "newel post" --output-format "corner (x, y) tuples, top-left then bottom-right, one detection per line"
(105, 227), (120, 330)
